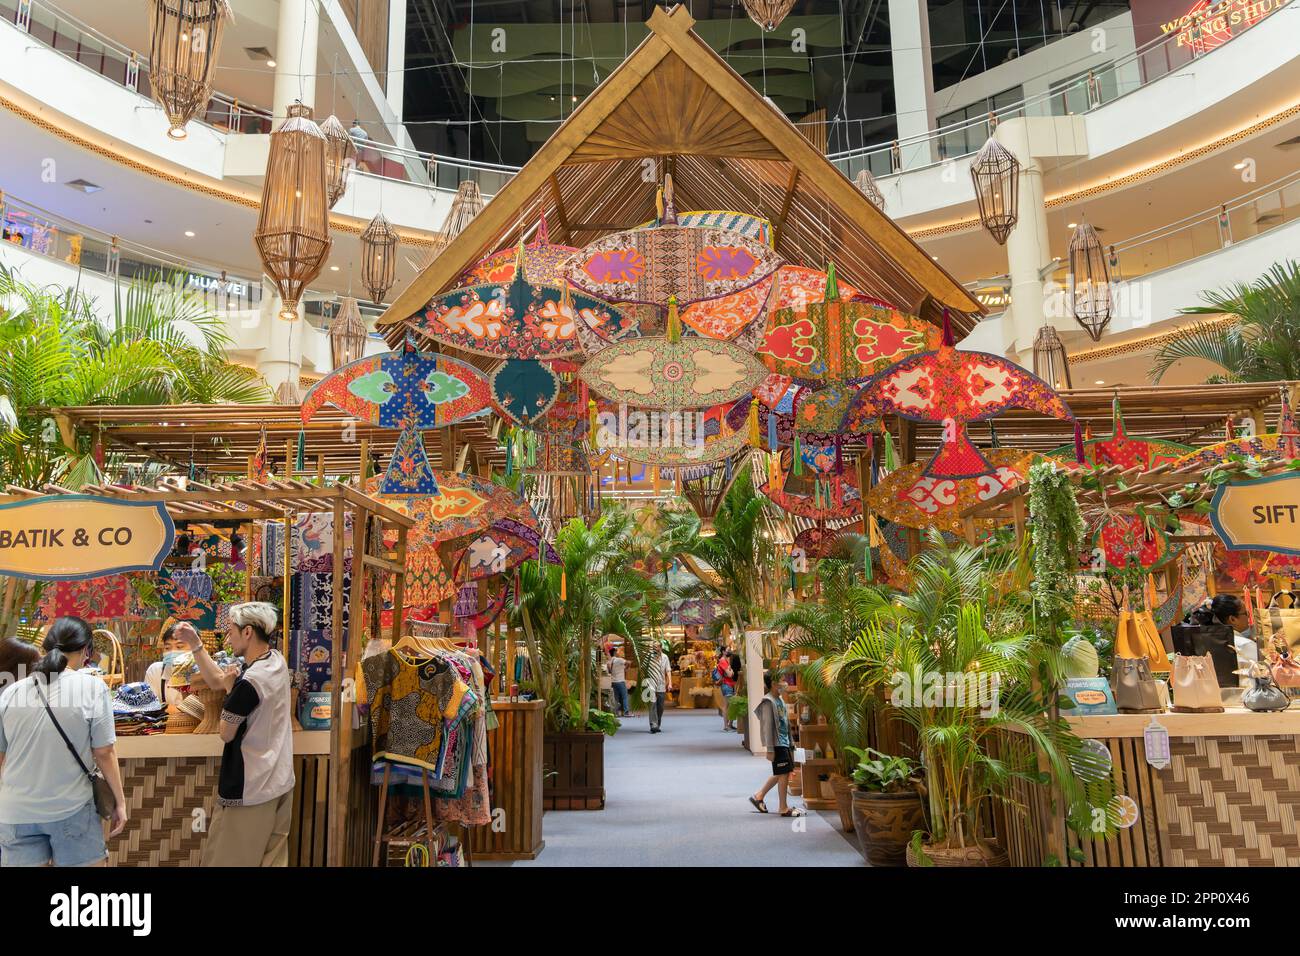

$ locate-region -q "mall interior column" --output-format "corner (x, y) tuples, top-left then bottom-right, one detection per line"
(386, 0), (406, 122)
(257, 277), (306, 396)
(889, 0), (936, 169)
(997, 118), (1051, 368)
(744, 630), (765, 756)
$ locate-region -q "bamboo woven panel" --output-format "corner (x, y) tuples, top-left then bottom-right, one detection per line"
(109, 757), (218, 867)
(1162, 735), (1300, 866)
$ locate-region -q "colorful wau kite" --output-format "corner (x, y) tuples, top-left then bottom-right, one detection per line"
(846, 319), (1076, 479)
(564, 176), (782, 307)
(1048, 397), (1192, 469)
(1173, 389), (1300, 470)
(490, 358), (561, 427)
(758, 264), (939, 386)
(302, 345), (491, 497)
(459, 215), (576, 286)
(867, 448), (1036, 534)
(591, 399), (749, 466)
(681, 265), (863, 342)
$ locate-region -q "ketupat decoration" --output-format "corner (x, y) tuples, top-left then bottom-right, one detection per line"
(301, 343), (493, 497)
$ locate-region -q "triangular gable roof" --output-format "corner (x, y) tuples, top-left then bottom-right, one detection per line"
(378, 5), (983, 340)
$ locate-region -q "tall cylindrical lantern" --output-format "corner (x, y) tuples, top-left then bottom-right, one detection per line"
(320, 114), (357, 209)
(360, 214), (399, 305)
(148, 0), (233, 139)
(254, 102), (332, 321)
(1068, 221), (1112, 341)
(855, 169), (886, 211)
(329, 297), (367, 369)
(1032, 324), (1072, 389)
(969, 137), (1020, 245)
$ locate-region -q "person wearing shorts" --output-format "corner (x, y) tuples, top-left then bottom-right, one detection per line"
(748, 671), (803, 817)
(0, 617), (128, 867)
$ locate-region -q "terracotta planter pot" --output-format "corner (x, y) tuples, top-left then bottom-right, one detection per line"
(905, 840), (1009, 867)
(830, 774), (854, 833)
(850, 788), (925, 866)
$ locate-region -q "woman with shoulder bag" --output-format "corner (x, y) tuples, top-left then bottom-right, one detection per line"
(0, 617), (127, 867)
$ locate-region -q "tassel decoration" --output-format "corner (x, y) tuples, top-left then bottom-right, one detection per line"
(505, 428), (515, 476)
(1145, 573), (1158, 612)
(666, 295), (682, 343)
(940, 308), (954, 347)
(588, 399), (599, 440)
(883, 428), (897, 471)
(834, 434), (843, 474)
(748, 399), (760, 447)
(767, 410), (778, 453)
(1073, 422), (1086, 464)
(560, 570), (567, 602)
(654, 465), (662, 495)
(295, 428), (305, 473)
(792, 432), (803, 476)
(824, 260), (839, 301)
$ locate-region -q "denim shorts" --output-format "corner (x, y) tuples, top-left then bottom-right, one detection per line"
(0, 801), (106, 867)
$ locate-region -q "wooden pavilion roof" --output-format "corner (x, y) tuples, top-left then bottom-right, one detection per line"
(53, 404), (506, 477)
(377, 5), (983, 344)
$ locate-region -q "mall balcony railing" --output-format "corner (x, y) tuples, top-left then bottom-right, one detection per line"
(0, 190), (385, 333)
(5, 0), (1294, 198)
(964, 168), (1300, 315)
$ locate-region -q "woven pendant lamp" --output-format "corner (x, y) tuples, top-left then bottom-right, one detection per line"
(360, 214), (399, 304)
(854, 169), (886, 211)
(1068, 220), (1112, 341)
(969, 137), (1020, 245)
(741, 0), (798, 31)
(328, 297), (367, 369)
(1032, 324), (1073, 389)
(254, 102), (332, 321)
(147, 0), (233, 140)
(274, 378), (302, 405)
(409, 179), (485, 273)
(320, 115), (357, 208)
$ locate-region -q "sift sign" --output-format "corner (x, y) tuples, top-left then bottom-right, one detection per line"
(1209, 473), (1300, 556)
(0, 496), (175, 581)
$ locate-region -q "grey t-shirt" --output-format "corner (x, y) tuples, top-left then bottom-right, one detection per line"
(0, 670), (115, 824)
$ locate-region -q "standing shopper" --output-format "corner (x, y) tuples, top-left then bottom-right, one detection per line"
(714, 653), (737, 730)
(609, 646), (631, 717)
(0, 617), (127, 866)
(646, 643), (672, 733)
(175, 602), (295, 866)
(749, 672), (803, 817)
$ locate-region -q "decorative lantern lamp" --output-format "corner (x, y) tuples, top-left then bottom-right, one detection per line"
(969, 137), (1020, 245)
(360, 214), (399, 305)
(254, 102), (332, 321)
(328, 297), (367, 369)
(854, 169), (886, 211)
(410, 179), (485, 273)
(320, 114), (357, 209)
(274, 378), (302, 405)
(147, 0), (233, 140)
(1068, 220), (1112, 341)
(741, 0), (798, 31)
(1032, 324), (1073, 389)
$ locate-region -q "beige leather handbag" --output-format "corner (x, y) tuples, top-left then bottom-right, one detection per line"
(1111, 657), (1163, 713)
(1171, 653), (1225, 713)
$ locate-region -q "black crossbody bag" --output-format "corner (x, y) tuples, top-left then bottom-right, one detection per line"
(33, 679), (116, 820)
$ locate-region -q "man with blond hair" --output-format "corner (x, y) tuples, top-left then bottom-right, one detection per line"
(175, 601), (294, 866)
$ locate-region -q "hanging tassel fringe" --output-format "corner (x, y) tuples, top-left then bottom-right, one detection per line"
(666, 295), (682, 343)
(767, 410), (778, 453)
(883, 428), (897, 471)
(560, 570), (567, 602)
(748, 400), (760, 447)
(792, 432), (803, 476)
(1073, 422), (1086, 464)
(295, 428), (305, 473)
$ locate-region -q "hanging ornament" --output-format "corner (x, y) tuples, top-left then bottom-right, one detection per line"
(969, 137), (1020, 245)
(147, 0), (233, 140)
(854, 169), (885, 211)
(1032, 324), (1073, 389)
(319, 115), (357, 208)
(741, 0), (798, 31)
(1068, 220), (1112, 341)
(328, 297), (367, 369)
(361, 213), (400, 305)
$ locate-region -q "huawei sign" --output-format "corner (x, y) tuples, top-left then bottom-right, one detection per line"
(1158, 0), (1279, 52)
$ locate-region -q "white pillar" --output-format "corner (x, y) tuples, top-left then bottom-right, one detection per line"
(255, 277), (306, 394)
(272, 0), (320, 120)
(745, 630), (766, 756)
(385, 0), (406, 121)
(889, 0), (936, 169)
(997, 119), (1052, 367)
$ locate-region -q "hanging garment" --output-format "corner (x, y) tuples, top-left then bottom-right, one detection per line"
(358, 649), (471, 772)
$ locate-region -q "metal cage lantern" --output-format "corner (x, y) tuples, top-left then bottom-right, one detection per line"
(1032, 324), (1073, 389)
(741, 0), (798, 31)
(148, 0), (233, 139)
(360, 214), (399, 305)
(320, 115), (357, 209)
(1068, 220), (1112, 341)
(969, 137), (1020, 245)
(854, 169), (886, 211)
(329, 297), (367, 369)
(254, 102), (332, 321)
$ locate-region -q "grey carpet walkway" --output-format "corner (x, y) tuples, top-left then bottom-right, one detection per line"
(487, 708), (865, 867)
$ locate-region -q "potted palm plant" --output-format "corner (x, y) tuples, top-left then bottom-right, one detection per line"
(844, 747), (925, 866)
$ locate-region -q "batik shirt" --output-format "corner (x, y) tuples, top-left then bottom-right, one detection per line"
(359, 649), (471, 772)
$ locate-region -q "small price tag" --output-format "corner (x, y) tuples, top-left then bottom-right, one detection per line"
(1143, 717), (1170, 770)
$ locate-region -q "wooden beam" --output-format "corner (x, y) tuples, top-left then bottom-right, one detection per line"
(771, 167), (800, 249)
(548, 174), (572, 244)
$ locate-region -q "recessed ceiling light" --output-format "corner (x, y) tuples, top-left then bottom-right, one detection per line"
(931, 255), (939, 260)
(1233, 161), (1247, 169)
(266, 59), (276, 68)
(65, 178), (103, 194)
(1067, 222), (1078, 228)
(1094, 379), (1105, 385)
(330, 265), (340, 271)
(184, 230), (195, 237)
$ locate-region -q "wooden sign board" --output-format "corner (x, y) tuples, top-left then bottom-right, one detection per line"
(1210, 473), (1300, 556)
(0, 496), (175, 581)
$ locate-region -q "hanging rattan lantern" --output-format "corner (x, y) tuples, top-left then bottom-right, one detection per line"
(1068, 220), (1112, 341)
(854, 169), (886, 211)
(360, 214), (399, 305)
(1032, 324), (1073, 389)
(409, 179), (485, 273)
(274, 378), (302, 405)
(329, 297), (367, 369)
(147, 0), (233, 140)
(741, 0), (798, 31)
(969, 137), (1020, 245)
(320, 115), (357, 209)
(254, 102), (332, 321)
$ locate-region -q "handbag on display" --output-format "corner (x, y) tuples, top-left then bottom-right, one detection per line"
(1267, 637), (1300, 689)
(1241, 663), (1290, 712)
(1115, 601), (1171, 674)
(1110, 656), (1163, 713)
(1170, 624), (1238, 688)
(1257, 607), (1300, 654)
(1171, 653), (1225, 713)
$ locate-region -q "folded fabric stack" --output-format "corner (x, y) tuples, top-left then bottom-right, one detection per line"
(113, 681), (167, 736)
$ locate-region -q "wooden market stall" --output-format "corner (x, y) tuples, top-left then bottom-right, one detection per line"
(0, 478), (414, 867)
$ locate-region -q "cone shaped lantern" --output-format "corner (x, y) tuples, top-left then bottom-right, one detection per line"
(320, 115), (357, 209)
(410, 179), (485, 273)
(969, 137), (1020, 245)
(854, 169), (886, 211)
(1032, 324), (1072, 389)
(148, 0), (233, 140)
(741, 0), (798, 31)
(360, 213), (399, 305)
(254, 102), (332, 321)
(1068, 220), (1112, 341)
(329, 297), (367, 369)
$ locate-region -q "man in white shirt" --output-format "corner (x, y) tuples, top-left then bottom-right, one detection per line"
(608, 646), (630, 717)
(645, 645), (672, 734)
